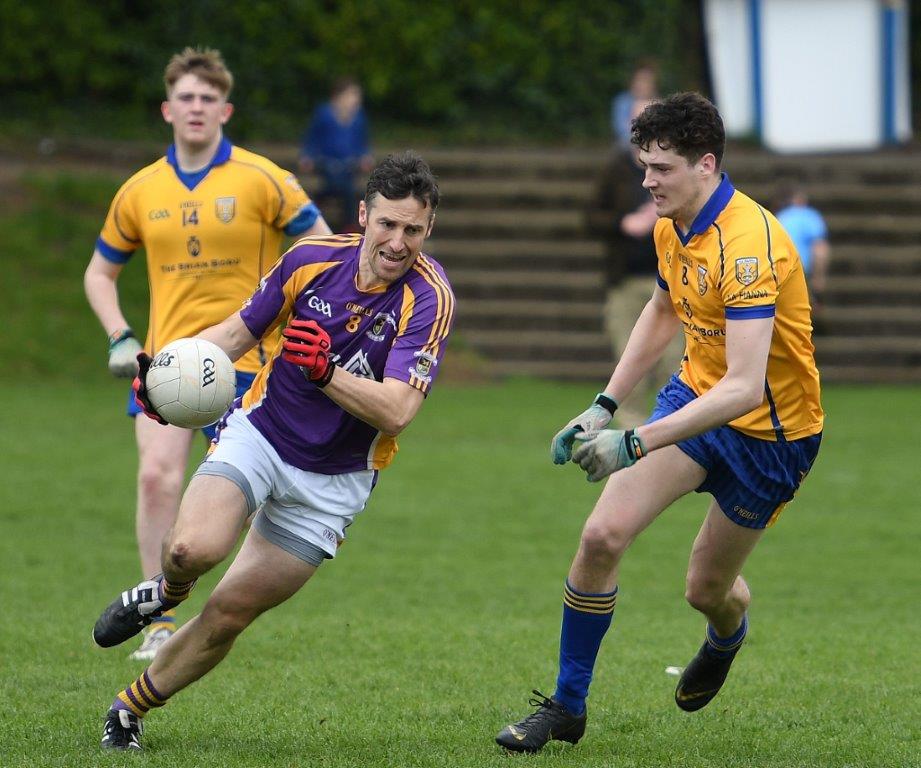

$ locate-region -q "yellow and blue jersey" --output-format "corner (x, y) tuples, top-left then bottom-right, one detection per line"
(97, 138), (319, 373)
(654, 174), (823, 441)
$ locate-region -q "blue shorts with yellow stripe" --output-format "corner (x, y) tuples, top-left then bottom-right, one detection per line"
(125, 370), (256, 442)
(649, 375), (821, 529)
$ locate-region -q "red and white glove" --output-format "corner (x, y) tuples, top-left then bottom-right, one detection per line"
(281, 318), (334, 387)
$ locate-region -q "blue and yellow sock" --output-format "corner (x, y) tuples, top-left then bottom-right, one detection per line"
(146, 609), (176, 634)
(112, 670), (168, 717)
(705, 613), (748, 659)
(553, 580), (617, 716)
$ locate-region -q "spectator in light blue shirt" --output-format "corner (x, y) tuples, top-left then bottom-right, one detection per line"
(611, 61), (659, 148)
(775, 184), (831, 314)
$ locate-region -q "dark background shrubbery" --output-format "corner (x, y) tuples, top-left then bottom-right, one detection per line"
(1, 0), (711, 144)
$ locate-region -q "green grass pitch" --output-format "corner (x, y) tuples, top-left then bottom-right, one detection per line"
(0, 379), (919, 767)
(0, 168), (918, 766)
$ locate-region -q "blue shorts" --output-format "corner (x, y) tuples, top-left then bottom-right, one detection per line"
(649, 375), (822, 529)
(126, 370), (256, 442)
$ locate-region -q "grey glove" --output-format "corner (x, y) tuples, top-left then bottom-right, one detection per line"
(550, 393), (618, 464)
(107, 328), (143, 377)
(571, 428), (647, 482)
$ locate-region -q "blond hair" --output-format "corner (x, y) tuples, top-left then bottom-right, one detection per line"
(164, 47), (233, 97)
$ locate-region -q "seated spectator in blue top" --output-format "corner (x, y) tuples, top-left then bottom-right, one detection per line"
(775, 183), (831, 316)
(299, 77), (373, 231)
(611, 61), (659, 148)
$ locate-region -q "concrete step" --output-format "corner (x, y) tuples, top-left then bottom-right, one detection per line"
(823, 275), (921, 305)
(817, 365), (921, 384)
(815, 335), (921, 368)
(831, 245), (921, 276)
(450, 267), (604, 302)
(820, 306), (921, 335)
(429, 237), (603, 272)
(822, 213), (921, 244)
(454, 298), (604, 333)
(469, 328), (612, 362)
(434, 208), (583, 238)
(439, 177), (593, 207)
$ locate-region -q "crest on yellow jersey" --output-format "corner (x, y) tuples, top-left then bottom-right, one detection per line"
(735, 257), (758, 286)
(215, 197), (236, 224)
(697, 265), (708, 296)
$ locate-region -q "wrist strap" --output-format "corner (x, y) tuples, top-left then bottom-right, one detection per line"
(624, 429), (647, 461)
(593, 392), (619, 415)
(108, 328), (135, 348)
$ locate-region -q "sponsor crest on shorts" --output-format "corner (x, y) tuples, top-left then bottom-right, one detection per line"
(215, 196), (236, 223)
(697, 265), (708, 296)
(366, 311), (397, 342)
(735, 257), (758, 286)
(410, 351), (436, 383)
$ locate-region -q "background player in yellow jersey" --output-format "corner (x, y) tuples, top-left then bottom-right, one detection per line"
(84, 48), (331, 661)
(497, 92), (823, 753)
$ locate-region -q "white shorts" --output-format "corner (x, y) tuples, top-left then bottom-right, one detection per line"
(195, 409), (375, 566)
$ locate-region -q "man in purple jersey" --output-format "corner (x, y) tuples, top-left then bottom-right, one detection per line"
(92, 151), (455, 752)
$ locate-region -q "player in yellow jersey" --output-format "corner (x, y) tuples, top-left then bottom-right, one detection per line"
(497, 93), (823, 753)
(84, 48), (331, 661)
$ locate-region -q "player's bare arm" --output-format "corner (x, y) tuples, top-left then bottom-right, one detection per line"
(636, 315), (773, 452)
(303, 216), (333, 237)
(84, 251), (130, 338)
(322, 372), (425, 436)
(197, 311), (259, 363)
(603, 285), (681, 407)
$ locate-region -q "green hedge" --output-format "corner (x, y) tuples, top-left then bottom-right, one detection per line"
(1, 0), (701, 142)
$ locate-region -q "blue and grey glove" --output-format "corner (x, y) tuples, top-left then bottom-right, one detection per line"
(550, 393), (618, 465)
(108, 328), (143, 377)
(571, 428), (647, 482)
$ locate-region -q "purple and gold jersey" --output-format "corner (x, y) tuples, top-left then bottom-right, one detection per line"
(654, 175), (823, 441)
(96, 138), (317, 373)
(236, 234), (455, 474)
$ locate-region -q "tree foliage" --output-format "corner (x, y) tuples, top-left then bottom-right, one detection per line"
(0, 0), (701, 142)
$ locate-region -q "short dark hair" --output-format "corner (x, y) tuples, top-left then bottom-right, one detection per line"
(365, 151), (439, 214)
(630, 92), (725, 167)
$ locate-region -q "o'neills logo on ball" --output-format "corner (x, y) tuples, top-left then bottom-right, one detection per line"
(151, 351), (175, 367)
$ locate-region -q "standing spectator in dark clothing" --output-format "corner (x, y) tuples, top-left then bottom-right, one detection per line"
(299, 77), (374, 231)
(586, 106), (684, 425)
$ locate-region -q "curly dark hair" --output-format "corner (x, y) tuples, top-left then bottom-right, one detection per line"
(630, 92), (725, 167)
(365, 151), (439, 214)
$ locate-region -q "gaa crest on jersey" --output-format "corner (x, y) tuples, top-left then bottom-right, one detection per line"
(215, 197), (236, 224)
(697, 265), (708, 296)
(681, 297), (693, 318)
(187, 235), (201, 257)
(410, 351), (436, 383)
(735, 257), (758, 286)
(366, 311), (397, 342)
